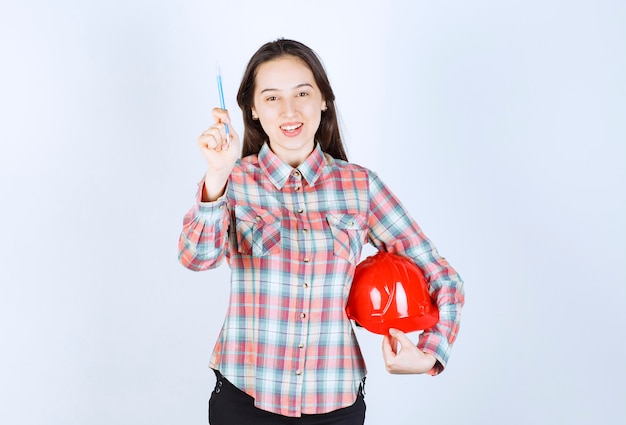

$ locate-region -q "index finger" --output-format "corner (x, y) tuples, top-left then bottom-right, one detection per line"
(212, 107), (231, 125)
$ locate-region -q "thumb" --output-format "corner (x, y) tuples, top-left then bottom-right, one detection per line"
(389, 328), (413, 349)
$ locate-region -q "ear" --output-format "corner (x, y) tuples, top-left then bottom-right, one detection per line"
(251, 107), (258, 120)
(321, 101), (327, 112)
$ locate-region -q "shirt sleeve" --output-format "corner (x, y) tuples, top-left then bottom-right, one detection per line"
(365, 170), (465, 375)
(178, 179), (231, 271)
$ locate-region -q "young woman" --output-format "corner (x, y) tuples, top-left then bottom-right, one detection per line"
(179, 39), (465, 425)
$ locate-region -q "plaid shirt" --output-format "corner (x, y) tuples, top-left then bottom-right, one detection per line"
(178, 143), (464, 417)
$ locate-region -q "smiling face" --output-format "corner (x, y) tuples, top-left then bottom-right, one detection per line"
(251, 55), (326, 167)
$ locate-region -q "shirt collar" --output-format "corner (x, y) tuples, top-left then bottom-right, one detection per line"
(258, 142), (327, 189)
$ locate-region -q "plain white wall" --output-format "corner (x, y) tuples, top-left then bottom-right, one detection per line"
(1, 1), (624, 424)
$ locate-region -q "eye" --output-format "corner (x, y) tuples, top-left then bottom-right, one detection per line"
(266, 96), (278, 102)
(297, 92), (309, 97)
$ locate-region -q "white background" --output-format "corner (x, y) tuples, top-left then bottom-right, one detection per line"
(1, 1), (624, 424)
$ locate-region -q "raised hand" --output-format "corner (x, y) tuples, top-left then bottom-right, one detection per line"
(197, 108), (241, 201)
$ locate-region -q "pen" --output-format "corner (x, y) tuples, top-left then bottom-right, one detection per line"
(216, 63), (230, 143)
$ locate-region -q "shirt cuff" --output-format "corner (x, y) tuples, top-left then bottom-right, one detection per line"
(417, 331), (452, 376)
(195, 179), (228, 218)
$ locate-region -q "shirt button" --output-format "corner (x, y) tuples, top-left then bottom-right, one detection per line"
(295, 186), (301, 191)
(297, 208), (304, 214)
(300, 313), (306, 319)
(295, 369), (302, 376)
(303, 257), (310, 262)
(298, 343), (304, 349)
(293, 171), (301, 178)
(303, 282), (309, 288)
(302, 228), (309, 233)
(255, 215), (262, 221)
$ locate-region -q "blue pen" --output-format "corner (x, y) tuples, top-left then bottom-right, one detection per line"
(216, 63), (230, 142)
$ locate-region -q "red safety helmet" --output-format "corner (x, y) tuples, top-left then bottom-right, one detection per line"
(346, 251), (439, 335)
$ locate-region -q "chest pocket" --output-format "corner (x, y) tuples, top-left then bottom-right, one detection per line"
(326, 213), (367, 263)
(234, 205), (281, 256)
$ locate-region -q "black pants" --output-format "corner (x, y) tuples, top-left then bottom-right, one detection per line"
(209, 371), (366, 425)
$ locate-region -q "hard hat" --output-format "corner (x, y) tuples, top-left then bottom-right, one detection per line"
(346, 251), (439, 335)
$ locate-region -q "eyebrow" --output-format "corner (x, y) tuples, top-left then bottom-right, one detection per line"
(260, 83), (314, 94)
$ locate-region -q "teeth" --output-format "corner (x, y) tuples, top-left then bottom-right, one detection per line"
(281, 124), (302, 131)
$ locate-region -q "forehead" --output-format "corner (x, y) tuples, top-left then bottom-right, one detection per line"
(254, 56), (317, 91)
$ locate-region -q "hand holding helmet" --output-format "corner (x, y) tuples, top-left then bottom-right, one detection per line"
(382, 328), (437, 374)
(346, 251), (440, 374)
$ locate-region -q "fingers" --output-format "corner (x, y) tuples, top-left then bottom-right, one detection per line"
(382, 329), (403, 369)
(381, 328), (437, 374)
(382, 334), (394, 358)
(382, 333), (400, 373)
(198, 107), (238, 152)
(198, 123), (229, 152)
(212, 107), (231, 126)
(388, 328), (412, 349)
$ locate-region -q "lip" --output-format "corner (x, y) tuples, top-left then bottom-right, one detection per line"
(280, 122), (303, 137)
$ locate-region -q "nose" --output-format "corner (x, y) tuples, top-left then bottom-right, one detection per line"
(281, 97), (296, 117)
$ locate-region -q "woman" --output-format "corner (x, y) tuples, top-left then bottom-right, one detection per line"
(179, 39), (464, 424)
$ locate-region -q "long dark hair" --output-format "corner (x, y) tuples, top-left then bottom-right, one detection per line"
(236, 39), (347, 161)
